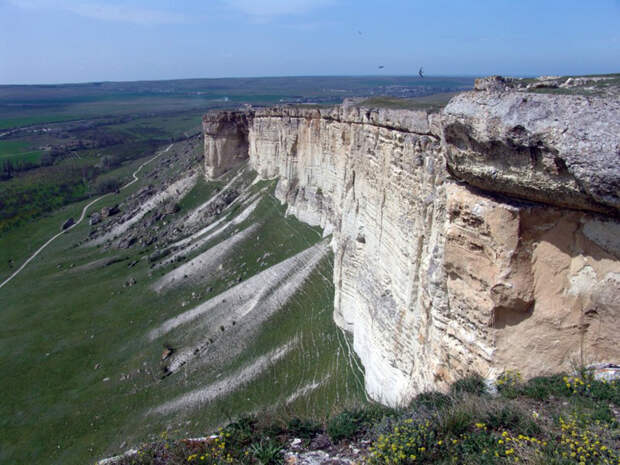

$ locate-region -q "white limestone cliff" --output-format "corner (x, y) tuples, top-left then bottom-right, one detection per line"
(202, 84), (620, 406)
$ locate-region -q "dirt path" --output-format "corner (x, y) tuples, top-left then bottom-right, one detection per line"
(0, 144), (173, 291)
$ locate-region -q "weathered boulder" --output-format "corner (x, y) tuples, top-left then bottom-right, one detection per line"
(101, 204), (120, 218)
(474, 75), (514, 92)
(89, 212), (101, 226)
(442, 91), (620, 215)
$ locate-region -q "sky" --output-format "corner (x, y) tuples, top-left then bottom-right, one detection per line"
(0, 0), (618, 84)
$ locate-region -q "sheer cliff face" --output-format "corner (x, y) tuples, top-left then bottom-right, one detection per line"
(202, 91), (620, 406)
(203, 111), (250, 179)
(249, 107), (453, 405)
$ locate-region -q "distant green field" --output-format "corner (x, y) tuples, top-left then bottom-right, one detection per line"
(111, 113), (203, 140)
(0, 140), (42, 164)
(0, 114), (80, 130)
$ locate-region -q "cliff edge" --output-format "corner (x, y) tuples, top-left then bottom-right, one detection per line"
(202, 77), (620, 406)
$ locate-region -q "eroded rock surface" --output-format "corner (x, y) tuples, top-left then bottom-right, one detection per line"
(203, 83), (620, 406)
(203, 111), (251, 179)
(443, 91), (620, 214)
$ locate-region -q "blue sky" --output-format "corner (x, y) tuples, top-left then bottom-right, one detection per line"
(1, 0), (618, 84)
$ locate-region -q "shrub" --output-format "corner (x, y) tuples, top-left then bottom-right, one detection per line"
(542, 413), (619, 465)
(439, 406), (472, 436)
(326, 406), (394, 442)
(248, 439), (282, 465)
(412, 391), (452, 410)
(588, 378), (619, 405)
(450, 374), (487, 396)
(451, 431), (502, 465)
(484, 405), (541, 436)
(226, 415), (257, 439)
(496, 370), (522, 399)
(521, 374), (569, 400)
(287, 417), (321, 439)
(94, 177), (120, 195)
(327, 411), (359, 442)
(368, 419), (439, 464)
(327, 409), (369, 442)
(368, 418), (502, 465)
(185, 434), (235, 465)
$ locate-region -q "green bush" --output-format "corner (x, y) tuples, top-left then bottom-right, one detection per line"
(368, 418), (502, 465)
(484, 405), (541, 436)
(439, 406), (472, 436)
(495, 370), (522, 399)
(450, 374), (487, 396)
(327, 410), (365, 442)
(520, 374), (569, 400)
(224, 415), (258, 445)
(287, 417), (321, 439)
(248, 439), (282, 465)
(451, 431), (502, 465)
(586, 378), (619, 405)
(94, 177), (120, 195)
(369, 418), (439, 464)
(412, 391), (452, 409)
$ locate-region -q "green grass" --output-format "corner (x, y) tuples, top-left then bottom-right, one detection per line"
(0, 163), (365, 465)
(0, 114), (81, 130)
(0, 140), (43, 164)
(176, 176), (223, 213)
(357, 93), (459, 112)
(111, 113), (203, 140)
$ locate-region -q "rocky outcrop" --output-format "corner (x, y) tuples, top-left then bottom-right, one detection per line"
(442, 91), (620, 214)
(203, 111), (251, 178)
(203, 85), (620, 407)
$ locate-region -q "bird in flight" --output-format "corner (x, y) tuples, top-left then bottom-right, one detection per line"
(378, 65), (385, 69)
(418, 67), (424, 78)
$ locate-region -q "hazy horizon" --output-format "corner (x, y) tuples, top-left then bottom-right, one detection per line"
(1, 73), (491, 87)
(1, 0), (619, 85)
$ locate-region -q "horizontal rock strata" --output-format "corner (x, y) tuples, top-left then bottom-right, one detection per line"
(202, 87), (620, 406)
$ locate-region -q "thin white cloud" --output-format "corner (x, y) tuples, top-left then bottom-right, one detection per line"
(223, 0), (334, 18)
(8, 0), (187, 25)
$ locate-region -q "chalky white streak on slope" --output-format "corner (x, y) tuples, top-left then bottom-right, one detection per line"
(90, 172), (198, 246)
(168, 186), (266, 252)
(285, 377), (328, 404)
(161, 197), (261, 267)
(151, 223), (259, 292)
(183, 170), (244, 227)
(151, 340), (297, 415)
(149, 239), (330, 341)
(159, 240), (330, 374)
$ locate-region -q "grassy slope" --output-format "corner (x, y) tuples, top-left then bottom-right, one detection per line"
(0, 159), (365, 465)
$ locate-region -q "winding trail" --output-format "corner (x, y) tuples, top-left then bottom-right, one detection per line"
(0, 144), (173, 291)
